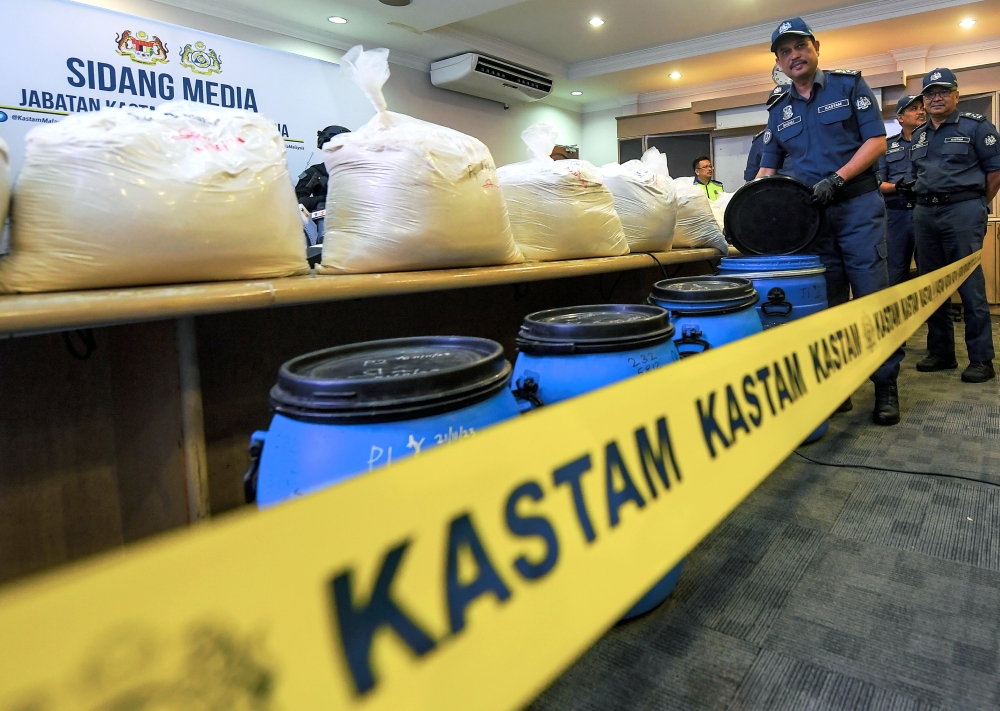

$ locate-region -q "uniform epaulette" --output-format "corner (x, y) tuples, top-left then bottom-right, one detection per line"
(766, 98), (786, 111)
(960, 112), (986, 122)
(711, 180), (724, 187)
(753, 129), (766, 140)
(886, 133), (902, 144)
(830, 69), (861, 76)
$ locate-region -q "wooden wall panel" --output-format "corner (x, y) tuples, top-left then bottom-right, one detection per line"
(617, 109), (716, 139)
(107, 321), (190, 542)
(0, 331), (124, 584)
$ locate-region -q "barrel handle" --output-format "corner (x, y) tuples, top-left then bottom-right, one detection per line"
(675, 327), (711, 358)
(761, 287), (793, 317)
(243, 430), (268, 504)
(512, 376), (544, 410)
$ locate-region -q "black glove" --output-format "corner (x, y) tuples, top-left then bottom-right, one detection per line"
(811, 173), (844, 205)
(895, 179), (916, 201)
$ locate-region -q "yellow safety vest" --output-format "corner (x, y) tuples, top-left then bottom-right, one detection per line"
(696, 179), (725, 201)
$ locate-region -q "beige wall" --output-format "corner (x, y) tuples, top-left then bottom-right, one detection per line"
(382, 64), (581, 167)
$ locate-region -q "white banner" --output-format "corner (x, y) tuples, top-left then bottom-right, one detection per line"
(0, 0), (377, 181)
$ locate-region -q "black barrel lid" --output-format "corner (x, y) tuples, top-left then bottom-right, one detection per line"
(270, 336), (512, 423)
(650, 276), (759, 314)
(517, 304), (674, 355)
(724, 176), (824, 255)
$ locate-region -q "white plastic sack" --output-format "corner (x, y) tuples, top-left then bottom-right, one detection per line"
(601, 159), (676, 252)
(1, 102), (308, 293)
(673, 182), (729, 255)
(641, 146), (670, 178)
(0, 137), (8, 238)
(497, 124), (627, 261)
(711, 191), (734, 231)
(320, 46), (522, 274)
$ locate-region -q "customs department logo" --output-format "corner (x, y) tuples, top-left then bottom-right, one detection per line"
(181, 41), (222, 75)
(929, 71), (942, 82)
(116, 30), (168, 65)
(763, 130), (772, 144)
(986, 135), (997, 147)
(861, 315), (876, 351)
(891, 142), (899, 148)
(778, 21), (793, 34)
(856, 96), (872, 110)
(782, 105), (793, 120)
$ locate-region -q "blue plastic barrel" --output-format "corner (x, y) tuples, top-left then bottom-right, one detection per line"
(510, 304), (683, 620)
(249, 337), (521, 507)
(510, 303), (681, 410)
(648, 276), (764, 357)
(717, 255), (827, 329)
(717, 256), (830, 442)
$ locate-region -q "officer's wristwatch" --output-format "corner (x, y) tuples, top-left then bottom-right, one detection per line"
(828, 173), (846, 190)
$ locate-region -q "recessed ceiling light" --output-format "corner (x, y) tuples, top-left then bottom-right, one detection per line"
(959, 18), (976, 27)
(328, 16), (348, 23)
(571, 91), (583, 96)
(669, 72), (681, 80)
(589, 17), (604, 26)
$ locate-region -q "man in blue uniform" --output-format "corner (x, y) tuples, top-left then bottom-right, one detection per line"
(295, 125), (351, 212)
(757, 17), (903, 425)
(897, 68), (1000, 382)
(744, 85), (790, 181)
(878, 95), (925, 284)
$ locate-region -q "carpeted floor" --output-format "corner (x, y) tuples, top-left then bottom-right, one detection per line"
(528, 319), (1000, 711)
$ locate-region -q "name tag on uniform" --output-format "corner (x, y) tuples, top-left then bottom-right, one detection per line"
(817, 99), (849, 113)
(944, 136), (971, 143)
(885, 147), (904, 155)
(777, 115), (802, 132)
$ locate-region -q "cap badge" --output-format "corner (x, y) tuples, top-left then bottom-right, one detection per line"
(856, 96), (872, 110)
(778, 21), (792, 33)
(782, 105), (793, 120)
(763, 130), (772, 144)
(929, 71), (942, 81)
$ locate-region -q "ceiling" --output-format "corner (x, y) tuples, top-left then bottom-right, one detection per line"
(139, 0), (998, 110)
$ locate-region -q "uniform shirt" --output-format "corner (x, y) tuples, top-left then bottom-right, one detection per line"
(760, 69), (886, 187)
(878, 133), (914, 185)
(695, 178), (725, 201)
(907, 112), (1000, 194)
(745, 130), (793, 181)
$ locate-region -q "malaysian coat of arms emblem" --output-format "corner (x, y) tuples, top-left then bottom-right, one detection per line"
(116, 30), (169, 65)
(181, 42), (223, 75)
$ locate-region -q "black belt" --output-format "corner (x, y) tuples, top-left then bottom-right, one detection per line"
(914, 190), (984, 206)
(884, 197), (914, 210)
(832, 172), (878, 203)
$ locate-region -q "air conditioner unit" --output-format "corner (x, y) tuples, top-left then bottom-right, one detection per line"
(431, 53), (552, 106)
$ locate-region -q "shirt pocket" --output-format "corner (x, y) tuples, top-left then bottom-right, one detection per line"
(816, 101), (851, 125)
(941, 139), (971, 156)
(885, 150), (906, 164)
(910, 145), (928, 161)
(775, 115), (803, 143)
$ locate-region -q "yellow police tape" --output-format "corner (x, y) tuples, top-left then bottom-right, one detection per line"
(0, 251), (981, 710)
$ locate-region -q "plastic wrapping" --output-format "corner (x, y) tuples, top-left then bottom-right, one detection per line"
(497, 124), (627, 261)
(601, 157), (676, 252)
(641, 146), (670, 179)
(320, 46), (522, 274)
(1, 102), (307, 293)
(711, 191), (734, 230)
(0, 137), (8, 239)
(673, 182), (729, 255)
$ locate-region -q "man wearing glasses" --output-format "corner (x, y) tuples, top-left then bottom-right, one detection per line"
(693, 156), (725, 201)
(757, 17), (902, 425)
(878, 95), (925, 286)
(897, 68), (1000, 383)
